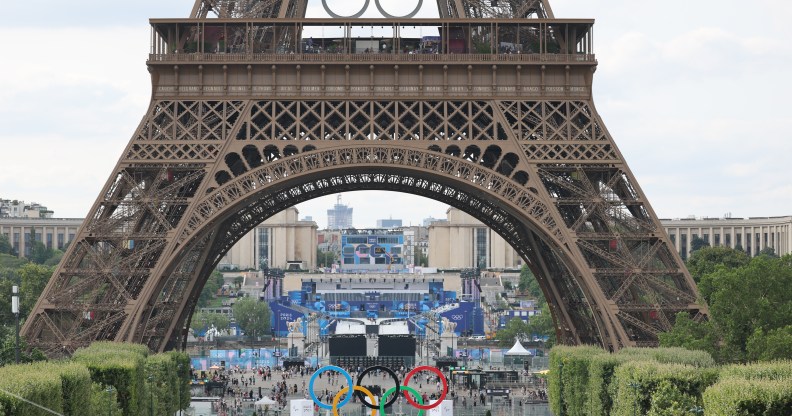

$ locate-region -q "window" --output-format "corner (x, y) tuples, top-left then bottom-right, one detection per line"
(343, 246), (355, 255)
(257, 228), (270, 268)
(374, 257), (386, 264)
(475, 228), (488, 268)
(374, 246), (387, 255)
(377, 237), (399, 244)
(680, 234), (688, 260)
(357, 246), (370, 255)
(390, 246), (402, 254)
(346, 236), (367, 244)
(343, 257), (355, 264)
(725, 233), (731, 246)
(714, 234), (720, 246)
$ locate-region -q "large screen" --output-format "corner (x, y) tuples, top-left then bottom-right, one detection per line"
(378, 335), (416, 357)
(328, 335), (367, 357)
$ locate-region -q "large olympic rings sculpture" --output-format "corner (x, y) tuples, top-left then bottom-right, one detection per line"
(321, 0), (423, 19)
(309, 365), (449, 415)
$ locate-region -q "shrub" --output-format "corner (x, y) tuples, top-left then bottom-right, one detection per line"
(704, 361), (792, 415)
(610, 361), (718, 416)
(0, 361), (92, 415)
(73, 342), (149, 416)
(587, 353), (632, 416)
(703, 378), (792, 415)
(617, 347), (715, 367)
(548, 345), (606, 416)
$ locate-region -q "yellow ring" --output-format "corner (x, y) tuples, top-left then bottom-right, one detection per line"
(332, 385), (377, 416)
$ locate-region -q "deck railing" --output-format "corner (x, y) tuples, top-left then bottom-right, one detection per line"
(148, 52), (595, 64)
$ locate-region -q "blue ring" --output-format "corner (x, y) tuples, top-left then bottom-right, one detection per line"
(309, 365), (354, 410)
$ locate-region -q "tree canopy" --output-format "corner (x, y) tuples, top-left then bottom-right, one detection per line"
(232, 296), (271, 340)
(660, 253), (792, 363)
(189, 311), (231, 334)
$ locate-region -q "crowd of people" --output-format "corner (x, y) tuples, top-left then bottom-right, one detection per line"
(199, 363), (548, 415)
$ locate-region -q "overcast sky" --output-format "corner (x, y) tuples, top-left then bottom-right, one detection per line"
(1, 0), (790, 229)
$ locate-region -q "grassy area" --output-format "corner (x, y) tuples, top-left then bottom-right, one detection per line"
(0, 253), (28, 269)
(206, 296), (228, 308)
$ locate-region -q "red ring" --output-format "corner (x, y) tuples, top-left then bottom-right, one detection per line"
(402, 365), (448, 410)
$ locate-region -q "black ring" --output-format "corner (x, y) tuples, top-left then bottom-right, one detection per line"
(354, 365), (400, 409)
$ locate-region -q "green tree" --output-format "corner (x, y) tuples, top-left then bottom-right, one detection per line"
(190, 311), (231, 333)
(0, 326), (46, 366)
(197, 271), (225, 308)
(745, 325), (792, 361)
(0, 253), (27, 269)
(43, 249), (64, 267)
(232, 297), (271, 341)
(18, 263), (53, 318)
(661, 255), (792, 363)
(316, 249), (336, 268)
(518, 265), (542, 300)
(689, 236), (710, 254)
(658, 313), (720, 360)
(0, 235), (11, 254)
(496, 317), (531, 347)
(527, 303), (556, 347)
(758, 247), (778, 258)
(685, 246), (749, 283)
(29, 240), (55, 264)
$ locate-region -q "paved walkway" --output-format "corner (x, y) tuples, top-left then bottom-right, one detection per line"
(198, 365), (546, 416)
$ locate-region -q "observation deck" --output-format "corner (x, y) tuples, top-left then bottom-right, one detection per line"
(147, 18), (596, 99)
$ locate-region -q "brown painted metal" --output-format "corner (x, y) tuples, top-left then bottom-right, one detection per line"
(22, 1), (707, 357)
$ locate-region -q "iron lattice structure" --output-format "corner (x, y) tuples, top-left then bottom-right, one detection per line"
(23, 0), (707, 357)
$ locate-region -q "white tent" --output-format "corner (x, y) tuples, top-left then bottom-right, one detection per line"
(256, 397), (278, 406)
(504, 339), (532, 356)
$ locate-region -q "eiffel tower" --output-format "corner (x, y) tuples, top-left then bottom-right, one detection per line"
(23, 0), (707, 356)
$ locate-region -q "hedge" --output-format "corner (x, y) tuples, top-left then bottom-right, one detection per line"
(610, 360), (718, 416)
(617, 347), (715, 367)
(703, 377), (792, 415)
(73, 342), (148, 416)
(587, 353), (633, 416)
(718, 360), (792, 381)
(167, 351), (192, 413)
(548, 346), (716, 416)
(703, 361), (792, 415)
(548, 345), (606, 416)
(0, 361), (92, 415)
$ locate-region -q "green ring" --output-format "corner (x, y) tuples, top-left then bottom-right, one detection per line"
(379, 385), (425, 416)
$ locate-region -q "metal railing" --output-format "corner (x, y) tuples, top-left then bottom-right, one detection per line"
(148, 52), (595, 64)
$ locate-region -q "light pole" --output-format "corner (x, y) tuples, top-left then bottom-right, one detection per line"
(11, 285), (20, 364)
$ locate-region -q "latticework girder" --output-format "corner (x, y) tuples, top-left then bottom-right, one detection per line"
(22, 1), (707, 357)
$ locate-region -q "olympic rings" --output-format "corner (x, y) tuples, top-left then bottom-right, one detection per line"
(309, 365), (354, 410)
(309, 365), (449, 413)
(332, 386), (377, 416)
(355, 365), (400, 409)
(403, 366), (449, 410)
(380, 385), (424, 416)
(321, 0), (423, 19)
